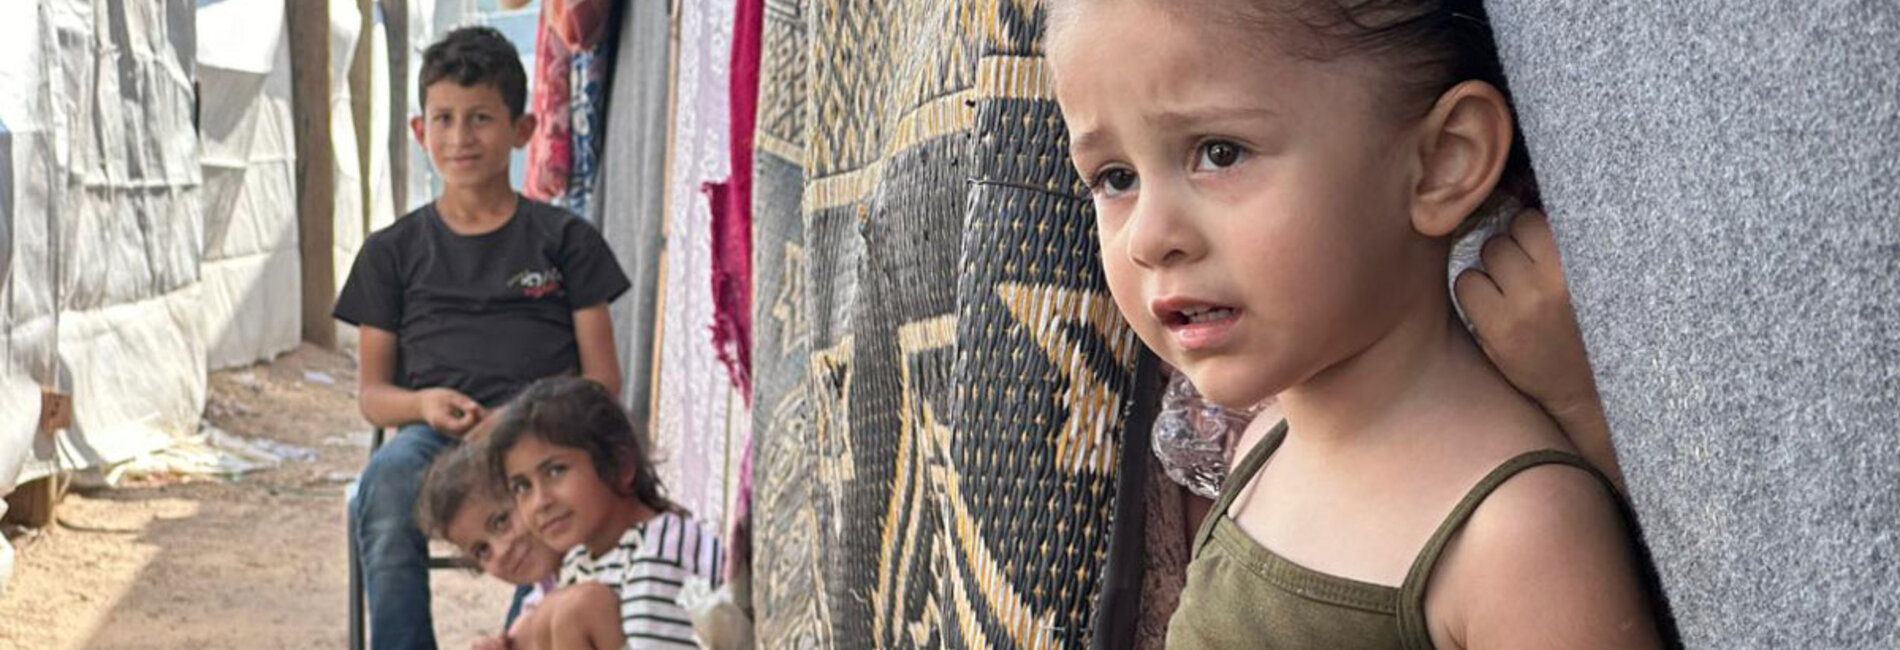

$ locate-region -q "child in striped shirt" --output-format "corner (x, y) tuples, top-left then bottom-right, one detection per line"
(487, 377), (725, 649)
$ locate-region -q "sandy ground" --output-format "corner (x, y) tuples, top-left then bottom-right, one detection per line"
(0, 345), (513, 649)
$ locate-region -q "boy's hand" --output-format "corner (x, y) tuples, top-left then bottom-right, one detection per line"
(1455, 210), (1596, 415)
(419, 388), (486, 437)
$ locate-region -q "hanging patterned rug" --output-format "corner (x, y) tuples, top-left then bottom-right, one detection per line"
(748, 1), (1153, 647)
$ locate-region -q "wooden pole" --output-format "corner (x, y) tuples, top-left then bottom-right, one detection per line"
(289, 0), (336, 349)
(382, 0), (409, 214)
(352, 0), (375, 233)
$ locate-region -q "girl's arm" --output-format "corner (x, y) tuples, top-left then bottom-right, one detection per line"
(573, 304), (624, 398)
(510, 583), (627, 650)
(1456, 211), (1626, 491)
(547, 582), (626, 650)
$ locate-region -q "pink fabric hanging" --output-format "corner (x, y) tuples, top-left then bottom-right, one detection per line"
(712, 0), (765, 583)
(704, 0), (763, 399)
(523, 1), (573, 203)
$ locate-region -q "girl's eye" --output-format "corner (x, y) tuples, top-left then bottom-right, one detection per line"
(1089, 168), (1139, 198)
(1195, 140), (1248, 171)
(508, 479), (529, 496)
(488, 511), (511, 533)
(472, 543), (491, 563)
(546, 464), (566, 479)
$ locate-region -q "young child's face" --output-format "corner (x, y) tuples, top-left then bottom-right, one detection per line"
(444, 493), (564, 586)
(1051, 2), (1438, 408)
(411, 81), (534, 188)
(503, 435), (627, 555)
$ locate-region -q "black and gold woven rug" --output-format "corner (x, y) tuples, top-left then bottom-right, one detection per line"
(749, 2), (1150, 647)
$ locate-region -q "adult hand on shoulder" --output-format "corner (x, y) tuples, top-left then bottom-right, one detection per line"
(1455, 210), (1597, 416)
(419, 387), (486, 438)
(1456, 210), (1627, 489)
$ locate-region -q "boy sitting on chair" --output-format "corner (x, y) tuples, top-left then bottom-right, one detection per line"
(334, 25), (628, 650)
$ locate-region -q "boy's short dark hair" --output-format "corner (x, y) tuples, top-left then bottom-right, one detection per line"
(419, 26), (527, 118)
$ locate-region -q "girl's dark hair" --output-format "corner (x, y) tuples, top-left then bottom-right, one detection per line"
(1270, 0), (1539, 209)
(484, 377), (680, 514)
(419, 25), (528, 118)
(416, 442), (501, 543)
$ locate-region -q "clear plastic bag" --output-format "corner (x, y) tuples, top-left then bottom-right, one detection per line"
(1151, 371), (1262, 499)
(679, 576), (755, 650)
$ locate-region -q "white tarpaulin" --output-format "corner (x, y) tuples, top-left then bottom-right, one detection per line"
(0, 0), (64, 511)
(329, 0), (367, 303)
(1, 0), (206, 490)
(196, 0), (300, 370)
(332, 2), (399, 351)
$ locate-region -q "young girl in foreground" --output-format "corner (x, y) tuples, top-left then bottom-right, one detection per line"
(486, 377), (725, 649)
(1046, 0), (1668, 647)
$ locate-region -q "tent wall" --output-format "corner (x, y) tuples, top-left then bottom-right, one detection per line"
(0, 0), (65, 508)
(197, 0), (301, 371)
(36, 0), (207, 478)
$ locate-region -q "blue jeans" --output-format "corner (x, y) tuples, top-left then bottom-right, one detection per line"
(351, 424), (456, 650)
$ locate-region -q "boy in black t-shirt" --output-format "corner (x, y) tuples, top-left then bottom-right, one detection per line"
(333, 26), (629, 650)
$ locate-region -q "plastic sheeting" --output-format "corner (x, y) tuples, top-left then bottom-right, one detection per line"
(196, 0), (300, 370)
(328, 1), (369, 307)
(331, 1), (401, 355)
(0, 0), (64, 511)
(48, 0), (206, 474)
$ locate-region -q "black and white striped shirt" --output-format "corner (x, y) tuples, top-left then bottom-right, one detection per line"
(559, 511), (725, 648)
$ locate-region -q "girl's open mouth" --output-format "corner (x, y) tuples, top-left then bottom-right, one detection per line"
(1153, 299), (1242, 351)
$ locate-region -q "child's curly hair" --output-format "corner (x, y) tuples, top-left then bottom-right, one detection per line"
(484, 377), (680, 514)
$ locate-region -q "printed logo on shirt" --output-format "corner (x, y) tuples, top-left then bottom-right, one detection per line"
(508, 267), (565, 299)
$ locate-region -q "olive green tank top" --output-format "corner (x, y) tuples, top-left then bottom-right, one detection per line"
(1165, 420), (1621, 650)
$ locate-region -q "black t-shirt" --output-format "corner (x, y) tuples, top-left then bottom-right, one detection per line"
(333, 199), (631, 406)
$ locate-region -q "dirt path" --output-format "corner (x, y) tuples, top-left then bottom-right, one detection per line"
(0, 345), (512, 649)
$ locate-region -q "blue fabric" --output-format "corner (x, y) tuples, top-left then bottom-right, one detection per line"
(351, 424), (458, 650)
(503, 583), (533, 631)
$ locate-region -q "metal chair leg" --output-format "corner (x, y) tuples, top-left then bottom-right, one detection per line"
(348, 427), (383, 650)
(348, 495), (366, 650)
(347, 426), (464, 647)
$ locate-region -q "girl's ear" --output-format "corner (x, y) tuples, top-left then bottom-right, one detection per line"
(1409, 80), (1515, 237)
